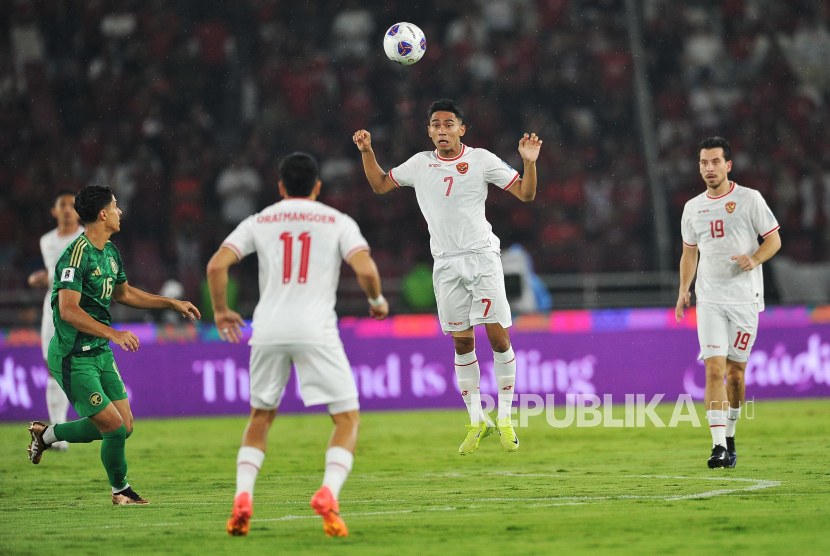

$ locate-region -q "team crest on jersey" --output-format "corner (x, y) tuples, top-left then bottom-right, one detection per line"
(89, 392), (103, 406)
(456, 162), (469, 174)
(725, 202), (736, 214)
(109, 257), (118, 273)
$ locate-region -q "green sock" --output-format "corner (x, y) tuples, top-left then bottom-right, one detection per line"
(101, 425), (128, 490)
(54, 418), (103, 443)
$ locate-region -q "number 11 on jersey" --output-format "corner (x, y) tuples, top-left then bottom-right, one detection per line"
(279, 232), (312, 284)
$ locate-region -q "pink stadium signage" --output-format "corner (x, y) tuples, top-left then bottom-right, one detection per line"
(1, 308), (830, 420)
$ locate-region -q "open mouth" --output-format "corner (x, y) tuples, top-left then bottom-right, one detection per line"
(438, 140), (449, 145)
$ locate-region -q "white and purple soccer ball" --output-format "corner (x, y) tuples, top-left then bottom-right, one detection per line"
(383, 22), (426, 65)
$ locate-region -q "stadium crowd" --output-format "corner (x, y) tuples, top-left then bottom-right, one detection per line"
(0, 0), (828, 317)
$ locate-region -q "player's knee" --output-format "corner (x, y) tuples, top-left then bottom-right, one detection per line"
(125, 423), (133, 438)
(453, 336), (475, 354)
(726, 366), (745, 386)
(333, 410), (360, 431)
(250, 408), (277, 425)
(490, 338), (511, 353)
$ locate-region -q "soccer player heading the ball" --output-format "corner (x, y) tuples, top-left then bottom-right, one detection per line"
(354, 99), (542, 455)
(27, 185), (201, 504)
(676, 137), (781, 469)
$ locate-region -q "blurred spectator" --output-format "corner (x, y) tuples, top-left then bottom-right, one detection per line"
(216, 155), (262, 226)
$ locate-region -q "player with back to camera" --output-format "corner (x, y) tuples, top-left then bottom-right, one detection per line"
(676, 137), (781, 469)
(27, 190), (84, 452)
(207, 152), (388, 538)
(26, 185), (201, 504)
(353, 99), (542, 455)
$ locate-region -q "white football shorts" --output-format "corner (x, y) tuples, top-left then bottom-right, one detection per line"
(248, 342), (359, 414)
(433, 252), (513, 334)
(696, 302), (760, 362)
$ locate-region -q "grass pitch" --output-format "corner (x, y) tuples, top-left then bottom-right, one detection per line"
(1, 400), (828, 555)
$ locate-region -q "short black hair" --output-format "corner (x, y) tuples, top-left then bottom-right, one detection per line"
(279, 152), (319, 197)
(54, 189), (76, 203)
(698, 137), (731, 161)
(74, 185), (114, 224)
(428, 99), (464, 123)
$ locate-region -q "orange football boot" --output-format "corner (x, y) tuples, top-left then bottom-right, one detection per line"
(310, 486), (348, 537)
(227, 492), (253, 536)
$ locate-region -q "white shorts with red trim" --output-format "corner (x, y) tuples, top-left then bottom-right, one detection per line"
(433, 252), (512, 334)
(696, 302), (759, 362)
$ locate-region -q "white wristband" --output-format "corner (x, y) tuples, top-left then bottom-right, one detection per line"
(368, 294), (386, 307)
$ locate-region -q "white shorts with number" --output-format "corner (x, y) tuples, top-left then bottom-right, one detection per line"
(696, 302), (760, 362)
(249, 342), (359, 413)
(433, 252), (513, 334)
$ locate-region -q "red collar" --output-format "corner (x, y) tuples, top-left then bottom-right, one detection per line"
(706, 181), (735, 199)
(435, 144), (466, 161)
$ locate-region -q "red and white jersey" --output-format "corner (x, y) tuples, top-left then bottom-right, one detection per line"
(681, 182), (779, 309)
(389, 144), (520, 258)
(222, 198), (369, 345)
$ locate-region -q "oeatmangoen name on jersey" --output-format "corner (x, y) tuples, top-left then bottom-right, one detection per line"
(256, 213), (336, 224)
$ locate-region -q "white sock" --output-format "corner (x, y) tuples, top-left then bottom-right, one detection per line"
(494, 347), (516, 421)
(113, 483), (130, 494)
(46, 376), (69, 425)
(236, 446), (265, 497)
(322, 446), (353, 500)
(454, 351), (483, 424)
(707, 410), (727, 448)
(726, 405), (741, 438)
(43, 425), (58, 445)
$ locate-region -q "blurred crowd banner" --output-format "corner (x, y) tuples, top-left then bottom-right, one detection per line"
(2, 307), (830, 420)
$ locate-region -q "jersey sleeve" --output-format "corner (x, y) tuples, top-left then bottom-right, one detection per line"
(751, 191), (780, 238)
(339, 215), (370, 262)
(113, 245), (128, 284)
(54, 241), (88, 293)
(388, 154), (419, 188)
(680, 203), (697, 247)
(222, 215), (257, 260)
(481, 149), (521, 190)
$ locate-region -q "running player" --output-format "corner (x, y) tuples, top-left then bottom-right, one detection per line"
(353, 98), (541, 455)
(676, 137), (781, 468)
(27, 190), (84, 451)
(26, 185), (201, 504)
(208, 152), (388, 538)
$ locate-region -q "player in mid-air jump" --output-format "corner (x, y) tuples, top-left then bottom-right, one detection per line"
(27, 190), (84, 452)
(354, 99), (541, 455)
(26, 185), (201, 504)
(207, 152), (388, 538)
(676, 137), (781, 468)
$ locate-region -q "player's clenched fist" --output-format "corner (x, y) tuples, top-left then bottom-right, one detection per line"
(353, 130), (373, 152)
(518, 133), (543, 163)
(675, 289), (691, 322)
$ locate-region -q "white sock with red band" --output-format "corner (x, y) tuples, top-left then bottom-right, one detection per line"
(236, 446), (265, 497)
(707, 410), (727, 448)
(454, 351), (483, 424)
(494, 347), (517, 421)
(726, 405), (741, 437)
(322, 446), (353, 500)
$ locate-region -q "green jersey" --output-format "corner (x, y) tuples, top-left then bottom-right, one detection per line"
(48, 235), (127, 361)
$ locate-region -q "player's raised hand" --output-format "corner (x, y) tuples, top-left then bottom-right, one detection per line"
(369, 298), (389, 320)
(518, 133), (543, 163)
(215, 309), (246, 343)
(111, 330), (140, 352)
(732, 254), (759, 272)
(675, 289), (691, 322)
(353, 130), (373, 153)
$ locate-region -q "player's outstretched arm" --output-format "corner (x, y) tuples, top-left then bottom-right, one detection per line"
(206, 246), (246, 343)
(112, 282), (201, 321)
(348, 250), (389, 320)
(27, 269), (49, 288)
(58, 289), (139, 352)
(509, 133), (543, 202)
(353, 130), (397, 194)
(676, 244), (699, 322)
(732, 230), (781, 271)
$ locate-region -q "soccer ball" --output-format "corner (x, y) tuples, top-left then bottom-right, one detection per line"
(383, 22), (426, 65)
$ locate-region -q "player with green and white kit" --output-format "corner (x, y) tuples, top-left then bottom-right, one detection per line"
(26, 185), (201, 505)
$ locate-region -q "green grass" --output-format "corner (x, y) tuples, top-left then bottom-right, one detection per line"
(1, 400), (829, 555)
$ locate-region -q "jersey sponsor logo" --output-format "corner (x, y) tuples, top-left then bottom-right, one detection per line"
(256, 213), (336, 224)
(698, 209), (710, 214)
(109, 257), (118, 274)
(725, 202), (736, 214)
(429, 163), (442, 167)
(89, 392), (103, 406)
(60, 268), (75, 282)
(456, 162), (469, 174)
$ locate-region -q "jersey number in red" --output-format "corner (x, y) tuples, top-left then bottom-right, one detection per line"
(710, 220), (724, 238)
(444, 176), (453, 196)
(279, 232), (312, 284)
(481, 298), (492, 317)
(734, 331), (751, 351)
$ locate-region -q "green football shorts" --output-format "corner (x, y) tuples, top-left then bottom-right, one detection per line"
(48, 348), (128, 417)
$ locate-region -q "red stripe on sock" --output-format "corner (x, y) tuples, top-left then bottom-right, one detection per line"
(326, 461), (351, 473)
(709, 425), (726, 428)
(454, 360), (478, 366)
(498, 357), (516, 364)
(237, 461), (261, 471)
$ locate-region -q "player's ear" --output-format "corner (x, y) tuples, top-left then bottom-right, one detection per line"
(50, 206), (59, 219)
(726, 160), (732, 173)
(459, 124), (466, 136)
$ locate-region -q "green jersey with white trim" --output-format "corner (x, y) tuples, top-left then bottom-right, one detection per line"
(48, 235), (127, 360)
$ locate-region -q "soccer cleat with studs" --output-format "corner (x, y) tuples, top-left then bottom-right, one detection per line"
(707, 445), (729, 469)
(458, 414), (495, 455)
(112, 486), (149, 505)
(726, 437), (737, 468)
(496, 418), (520, 453)
(227, 492), (252, 536)
(27, 421), (51, 464)
(310, 486), (348, 537)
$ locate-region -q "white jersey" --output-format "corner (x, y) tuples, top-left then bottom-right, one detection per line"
(39, 226), (84, 358)
(389, 144), (520, 258)
(681, 182), (779, 310)
(222, 198), (369, 346)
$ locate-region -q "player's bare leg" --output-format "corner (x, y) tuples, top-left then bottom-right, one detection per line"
(228, 407), (277, 536)
(704, 356), (730, 468)
(724, 359), (747, 468)
(311, 409), (359, 537)
(485, 323), (519, 452)
(452, 329), (494, 454)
